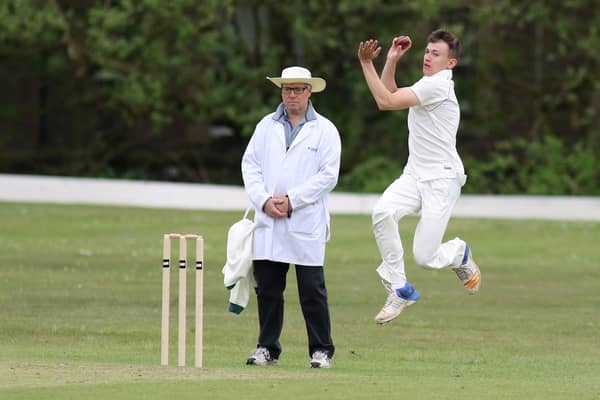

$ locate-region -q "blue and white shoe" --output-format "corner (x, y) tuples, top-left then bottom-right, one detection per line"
(452, 244), (481, 294)
(375, 281), (420, 324)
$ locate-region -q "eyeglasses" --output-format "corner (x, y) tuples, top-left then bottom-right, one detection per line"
(282, 86), (309, 95)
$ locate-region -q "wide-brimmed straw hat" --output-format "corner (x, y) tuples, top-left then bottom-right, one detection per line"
(267, 66), (326, 92)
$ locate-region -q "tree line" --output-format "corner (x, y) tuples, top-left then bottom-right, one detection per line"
(1, 0), (598, 194)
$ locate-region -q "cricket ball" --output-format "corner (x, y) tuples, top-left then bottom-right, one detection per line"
(395, 37), (410, 49)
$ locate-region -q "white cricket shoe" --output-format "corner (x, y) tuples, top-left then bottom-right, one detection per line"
(310, 350), (332, 368)
(374, 281), (420, 324)
(246, 346), (278, 366)
(453, 244), (481, 294)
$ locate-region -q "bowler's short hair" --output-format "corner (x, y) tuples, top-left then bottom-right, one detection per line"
(428, 29), (461, 60)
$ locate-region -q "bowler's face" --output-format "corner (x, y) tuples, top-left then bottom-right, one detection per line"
(422, 41), (456, 76)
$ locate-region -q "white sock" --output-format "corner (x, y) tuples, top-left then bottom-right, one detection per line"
(391, 282), (407, 291)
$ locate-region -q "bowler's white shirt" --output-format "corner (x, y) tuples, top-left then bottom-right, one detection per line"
(406, 69), (465, 183)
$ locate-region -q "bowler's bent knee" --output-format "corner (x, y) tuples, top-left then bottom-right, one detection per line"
(413, 251), (436, 269)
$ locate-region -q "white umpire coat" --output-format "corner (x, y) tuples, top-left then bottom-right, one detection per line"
(241, 107), (341, 266)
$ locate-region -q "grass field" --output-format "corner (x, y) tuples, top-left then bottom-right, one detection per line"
(1, 202), (599, 399)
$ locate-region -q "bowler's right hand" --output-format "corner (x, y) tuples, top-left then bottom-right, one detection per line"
(387, 35), (412, 62)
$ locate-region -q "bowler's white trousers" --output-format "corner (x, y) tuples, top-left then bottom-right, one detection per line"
(372, 173), (467, 286)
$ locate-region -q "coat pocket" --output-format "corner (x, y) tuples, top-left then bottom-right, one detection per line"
(289, 203), (322, 236)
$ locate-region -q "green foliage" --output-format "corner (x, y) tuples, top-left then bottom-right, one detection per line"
(0, 1), (599, 193)
(0, 1), (66, 45)
(337, 156), (403, 193)
(464, 135), (600, 195)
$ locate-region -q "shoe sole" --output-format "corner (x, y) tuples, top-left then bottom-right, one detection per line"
(246, 359), (279, 366)
(310, 362), (331, 368)
(374, 300), (417, 324)
(461, 247), (481, 294)
(463, 269), (481, 294)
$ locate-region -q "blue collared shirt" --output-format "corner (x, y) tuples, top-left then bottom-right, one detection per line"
(272, 101), (317, 149)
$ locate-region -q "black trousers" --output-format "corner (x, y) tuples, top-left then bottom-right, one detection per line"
(253, 259), (335, 360)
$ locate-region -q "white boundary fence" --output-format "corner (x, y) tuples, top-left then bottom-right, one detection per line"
(1, 174), (599, 221)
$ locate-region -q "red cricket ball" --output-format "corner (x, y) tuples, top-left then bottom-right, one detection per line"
(394, 37), (410, 49)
